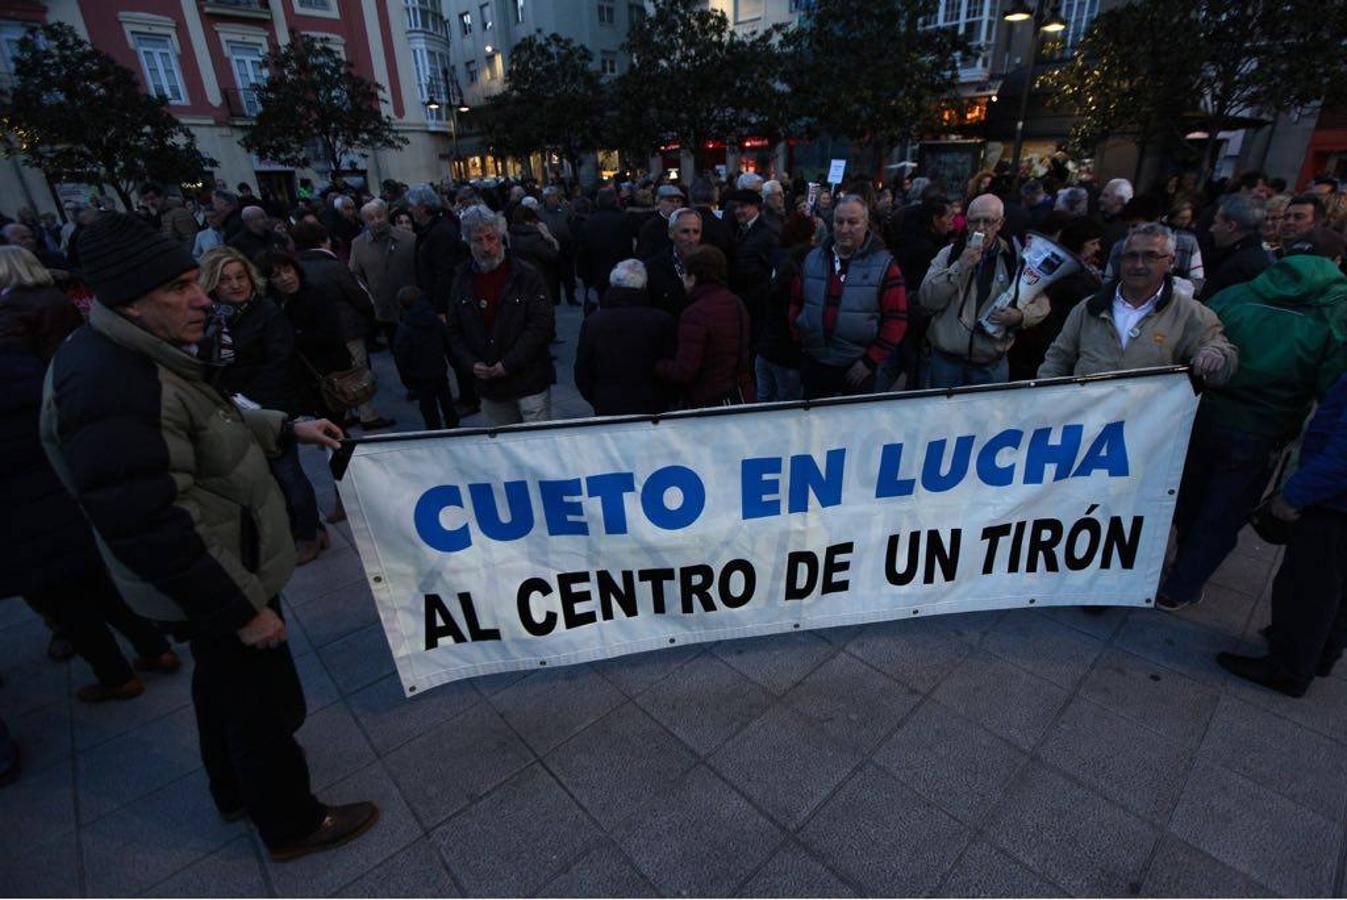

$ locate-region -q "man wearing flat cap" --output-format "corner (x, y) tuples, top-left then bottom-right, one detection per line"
(40, 212), (379, 861)
(728, 188), (776, 347)
(636, 183), (689, 259)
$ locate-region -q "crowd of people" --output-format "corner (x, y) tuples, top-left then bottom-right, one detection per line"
(1, 158), (1345, 860)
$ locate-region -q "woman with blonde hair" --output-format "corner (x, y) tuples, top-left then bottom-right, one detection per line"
(198, 246), (330, 564)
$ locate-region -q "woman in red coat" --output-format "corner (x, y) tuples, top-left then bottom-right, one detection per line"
(656, 245), (755, 408)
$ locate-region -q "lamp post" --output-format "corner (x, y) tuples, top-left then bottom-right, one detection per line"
(425, 67), (470, 180)
(1002, 0), (1065, 181)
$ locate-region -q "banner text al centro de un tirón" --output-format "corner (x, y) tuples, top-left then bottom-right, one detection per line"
(336, 369), (1197, 697)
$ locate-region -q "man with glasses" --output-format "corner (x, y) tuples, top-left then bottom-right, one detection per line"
(1038, 223), (1234, 381)
(920, 193), (1045, 388)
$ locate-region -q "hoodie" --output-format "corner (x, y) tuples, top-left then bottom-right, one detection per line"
(1205, 255), (1347, 440)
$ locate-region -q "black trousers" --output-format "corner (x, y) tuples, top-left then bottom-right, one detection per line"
(1269, 506), (1347, 681)
(26, 564), (169, 686)
(189, 598), (323, 849)
(412, 375), (459, 430)
(800, 355), (874, 399)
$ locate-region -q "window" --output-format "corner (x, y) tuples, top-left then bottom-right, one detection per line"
(629, 3), (645, 23)
(459, 11), (472, 34)
(1060, 0), (1099, 49)
(296, 0), (334, 10)
(413, 44), (453, 123)
(405, 1), (450, 38)
(735, 0), (764, 22)
(923, 0), (995, 75)
(0, 21), (36, 78)
(597, 1), (615, 25)
(465, 59), (478, 83)
(485, 52), (501, 80)
(480, 2), (492, 29)
(227, 40), (266, 116)
(514, 0), (525, 24)
(132, 32), (187, 104)
(600, 51), (617, 75)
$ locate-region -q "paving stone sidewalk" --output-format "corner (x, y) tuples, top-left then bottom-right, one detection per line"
(3, 304), (1346, 897)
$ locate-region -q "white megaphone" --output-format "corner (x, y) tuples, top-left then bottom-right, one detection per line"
(978, 231), (1085, 338)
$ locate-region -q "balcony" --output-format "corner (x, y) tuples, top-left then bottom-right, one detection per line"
(202, 0), (272, 20)
(405, 3), (451, 39)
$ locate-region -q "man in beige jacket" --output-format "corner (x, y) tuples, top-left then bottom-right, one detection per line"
(1037, 222), (1236, 382)
(919, 193), (1049, 387)
(349, 198), (417, 347)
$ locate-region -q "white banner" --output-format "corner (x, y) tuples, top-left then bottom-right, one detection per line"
(338, 370), (1197, 697)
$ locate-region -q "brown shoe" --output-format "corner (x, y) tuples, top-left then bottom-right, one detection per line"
(133, 650), (182, 673)
(77, 678), (145, 703)
(269, 802), (379, 862)
(295, 537), (323, 566)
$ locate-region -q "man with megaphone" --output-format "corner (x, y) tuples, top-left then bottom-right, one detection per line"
(919, 193), (1049, 388)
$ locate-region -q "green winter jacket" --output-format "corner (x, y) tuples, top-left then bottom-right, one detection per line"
(1204, 255), (1347, 440)
(40, 301), (297, 634)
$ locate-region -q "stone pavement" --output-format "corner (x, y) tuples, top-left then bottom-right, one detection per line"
(3, 303), (1346, 897)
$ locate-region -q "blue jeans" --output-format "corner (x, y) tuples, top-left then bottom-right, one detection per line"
(925, 349), (1009, 389)
(756, 357), (803, 402)
(1161, 417), (1278, 604)
(269, 442), (321, 542)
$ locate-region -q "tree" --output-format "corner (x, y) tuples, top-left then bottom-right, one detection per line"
(1048, 0), (1347, 183)
(476, 33), (604, 176)
(614, 0), (745, 172)
(788, 0), (967, 176)
(0, 23), (215, 209)
(241, 34), (406, 179)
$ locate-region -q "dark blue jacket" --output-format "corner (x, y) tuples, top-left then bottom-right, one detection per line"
(1284, 373), (1347, 513)
(0, 289), (101, 596)
(393, 296), (450, 385)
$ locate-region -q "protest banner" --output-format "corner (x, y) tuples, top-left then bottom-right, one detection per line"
(827, 158), (846, 187)
(335, 368), (1197, 697)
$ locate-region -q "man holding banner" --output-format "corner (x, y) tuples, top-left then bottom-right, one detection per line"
(789, 195), (908, 399)
(1037, 223), (1235, 383)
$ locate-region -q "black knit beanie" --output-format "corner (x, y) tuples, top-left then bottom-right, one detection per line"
(76, 211), (199, 307)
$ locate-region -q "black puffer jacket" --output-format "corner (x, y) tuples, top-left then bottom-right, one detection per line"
(444, 257), (556, 401)
(574, 286), (676, 416)
(0, 288), (98, 596)
(210, 296), (300, 415)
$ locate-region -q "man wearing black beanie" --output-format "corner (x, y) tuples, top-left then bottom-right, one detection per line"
(39, 211), (379, 861)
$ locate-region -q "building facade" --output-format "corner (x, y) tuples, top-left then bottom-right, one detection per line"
(0, 0), (642, 215)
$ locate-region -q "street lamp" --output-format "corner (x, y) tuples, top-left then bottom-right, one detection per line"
(424, 67), (470, 179)
(1003, 0), (1066, 180)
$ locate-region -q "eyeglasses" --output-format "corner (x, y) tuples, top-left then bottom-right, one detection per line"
(1122, 251), (1173, 263)
(966, 216), (1001, 227)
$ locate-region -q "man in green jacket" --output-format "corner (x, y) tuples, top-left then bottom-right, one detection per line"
(41, 212), (379, 860)
(1159, 251), (1347, 610)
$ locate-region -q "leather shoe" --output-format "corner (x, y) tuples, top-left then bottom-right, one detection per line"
(133, 650), (182, 673)
(77, 677), (145, 703)
(1215, 652), (1309, 698)
(269, 802), (379, 862)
